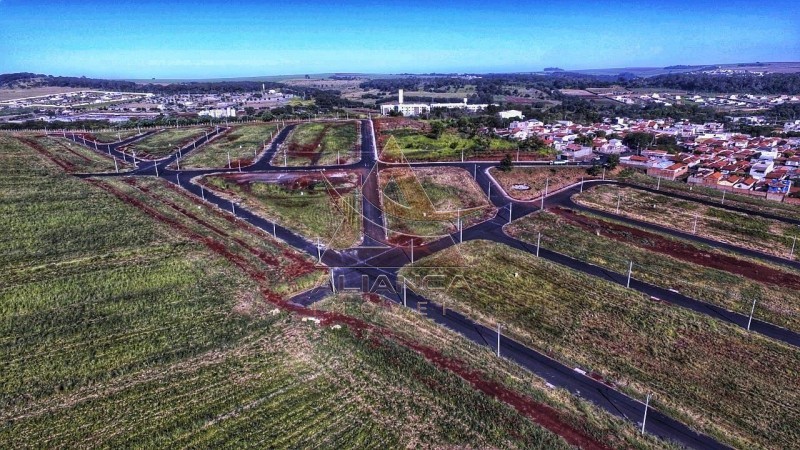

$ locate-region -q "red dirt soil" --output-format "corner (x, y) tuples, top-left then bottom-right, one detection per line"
(18, 137), (77, 172)
(552, 207), (800, 290)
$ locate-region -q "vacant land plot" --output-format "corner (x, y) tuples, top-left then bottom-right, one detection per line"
(400, 240), (800, 449)
(200, 171), (362, 249)
(0, 137), (628, 448)
(507, 209), (800, 332)
(576, 185), (800, 259)
(315, 294), (668, 450)
(121, 127), (211, 159)
(622, 171), (800, 221)
(379, 167), (495, 242)
(375, 118), (519, 162)
(272, 121), (359, 166)
(178, 123), (281, 169)
(86, 129), (142, 143)
(12, 135), (130, 174)
(490, 166), (602, 201)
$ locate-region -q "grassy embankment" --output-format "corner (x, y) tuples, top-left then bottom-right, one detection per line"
(200, 172), (362, 249)
(576, 184), (800, 260)
(273, 121), (359, 166)
(400, 240), (800, 449)
(177, 123), (281, 169)
(507, 210), (800, 333)
(380, 167), (494, 241)
(123, 127), (210, 159)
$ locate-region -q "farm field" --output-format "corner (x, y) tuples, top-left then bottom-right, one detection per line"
(177, 123), (281, 169)
(575, 184), (800, 260)
(621, 171), (800, 221)
(121, 127), (211, 160)
(10, 135), (130, 174)
(490, 166), (603, 201)
(400, 240), (800, 450)
(375, 118), (519, 162)
(507, 209), (800, 333)
(87, 129), (141, 143)
(200, 171), (362, 249)
(379, 167), (495, 242)
(272, 121), (359, 166)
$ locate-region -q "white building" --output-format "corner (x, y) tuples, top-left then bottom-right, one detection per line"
(380, 89), (491, 116)
(499, 110), (524, 120)
(198, 107), (237, 118)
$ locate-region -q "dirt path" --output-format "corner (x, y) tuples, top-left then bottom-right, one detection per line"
(553, 207), (800, 290)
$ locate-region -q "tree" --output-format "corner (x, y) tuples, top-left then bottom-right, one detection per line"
(428, 120), (445, 139)
(498, 154), (514, 172)
(622, 132), (654, 154)
(606, 154), (620, 169)
(574, 134), (593, 146)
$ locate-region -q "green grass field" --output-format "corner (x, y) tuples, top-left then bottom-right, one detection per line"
(178, 123), (281, 169)
(576, 185), (800, 260)
(273, 121), (359, 166)
(201, 172), (362, 249)
(0, 138), (601, 447)
(123, 127), (210, 159)
(400, 240), (800, 449)
(11, 135), (131, 174)
(381, 128), (518, 162)
(507, 210), (800, 333)
(379, 167), (494, 240)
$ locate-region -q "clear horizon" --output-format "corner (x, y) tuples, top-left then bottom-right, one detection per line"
(1, 0), (798, 79)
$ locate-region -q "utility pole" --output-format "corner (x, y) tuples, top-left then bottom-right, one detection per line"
(627, 261), (633, 288)
(114, 158), (119, 173)
(721, 190), (726, 205)
(641, 393), (652, 435)
(201, 186), (205, 201)
(154, 161), (159, 177)
(317, 237), (322, 263)
(410, 241), (414, 266)
(403, 279), (407, 307)
(693, 213), (698, 234)
(227, 151), (231, 169)
(791, 236), (797, 258)
(616, 192), (622, 214)
(747, 298), (758, 331)
(273, 222), (277, 238)
(231, 201), (236, 215)
(508, 203), (513, 224)
(580, 176), (584, 193)
(536, 232), (541, 257)
(473, 164), (477, 179)
(657, 176), (661, 190)
(488, 181), (491, 198)
(496, 323), (501, 357)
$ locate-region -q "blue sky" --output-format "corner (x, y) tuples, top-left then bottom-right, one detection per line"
(0, 0), (798, 78)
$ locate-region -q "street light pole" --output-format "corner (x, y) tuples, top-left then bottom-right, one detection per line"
(747, 298), (758, 331)
(641, 393), (652, 435)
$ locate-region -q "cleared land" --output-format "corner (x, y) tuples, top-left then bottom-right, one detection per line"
(121, 127), (211, 160)
(490, 166), (604, 201)
(576, 184), (800, 260)
(375, 118), (519, 162)
(507, 209), (800, 333)
(200, 171), (362, 249)
(177, 123), (281, 169)
(272, 121), (359, 166)
(622, 171), (800, 221)
(400, 240), (800, 449)
(379, 167), (495, 242)
(13, 135), (130, 173)
(0, 135), (634, 448)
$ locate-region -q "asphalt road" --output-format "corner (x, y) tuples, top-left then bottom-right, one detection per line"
(59, 119), (779, 449)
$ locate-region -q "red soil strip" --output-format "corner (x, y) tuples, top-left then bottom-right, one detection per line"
(49, 139), (95, 163)
(18, 137), (76, 172)
(553, 207), (800, 290)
